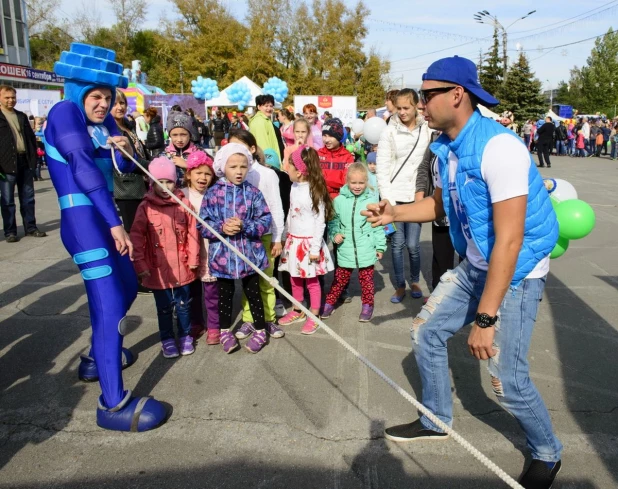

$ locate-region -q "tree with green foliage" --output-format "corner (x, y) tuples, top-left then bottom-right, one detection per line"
(108, 0), (148, 62)
(29, 0), (390, 101)
(30, 26), (73, 71)
(239, 0), (285, 84)
(357, 52), (390, 107)
(556, 28), (618, 115)
(580, 28), (618, 115)
(499, 52), (545, 123)
(478, 27), (503, 100)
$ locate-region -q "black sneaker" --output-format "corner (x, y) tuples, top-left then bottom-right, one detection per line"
(25, 229), (47, 238)
(384, 419), (449, 443)
(519, 459), (561, 489)
(137, 284), (152, 295)
(5, 235), (19, 243)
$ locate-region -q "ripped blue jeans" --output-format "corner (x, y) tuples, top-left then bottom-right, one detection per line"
(411, 259), (562, 462)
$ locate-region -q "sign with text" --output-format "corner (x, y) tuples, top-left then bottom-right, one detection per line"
(294, 95), (357, 126)
(16, 89), (62, 116)
(0, 63), (64, 85)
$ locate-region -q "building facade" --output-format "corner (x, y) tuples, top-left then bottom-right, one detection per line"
(0, 0), (63, 90)
(1, 0), (29, 66)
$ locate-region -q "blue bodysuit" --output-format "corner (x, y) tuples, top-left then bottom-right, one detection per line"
(45, 102), (136, 409)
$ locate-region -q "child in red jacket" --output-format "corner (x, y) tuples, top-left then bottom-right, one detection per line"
(317, 118), (354, 199)
(130, 157), (200, 359)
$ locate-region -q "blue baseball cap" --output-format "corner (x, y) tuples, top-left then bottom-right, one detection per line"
(422, 56), (499, 107)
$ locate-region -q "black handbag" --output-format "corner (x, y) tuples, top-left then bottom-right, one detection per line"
(113, 170), (146, 200)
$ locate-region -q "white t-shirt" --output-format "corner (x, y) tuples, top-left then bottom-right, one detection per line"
(436, 133), (549, 278)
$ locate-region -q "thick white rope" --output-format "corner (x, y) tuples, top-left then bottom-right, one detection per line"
(112, 143), (524, 489)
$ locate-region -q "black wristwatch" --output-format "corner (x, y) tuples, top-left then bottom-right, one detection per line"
(475, 313), (498, 329)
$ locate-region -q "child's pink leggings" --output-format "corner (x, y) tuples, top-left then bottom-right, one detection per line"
(290, 277), (321, 310)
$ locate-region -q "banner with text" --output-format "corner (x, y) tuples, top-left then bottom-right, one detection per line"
(16, 89), (62, 116)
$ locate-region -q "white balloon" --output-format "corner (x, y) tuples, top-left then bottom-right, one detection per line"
(351, 118), (365, 134)
(545, 178), (578, 202)
(363, 117), (387, 144)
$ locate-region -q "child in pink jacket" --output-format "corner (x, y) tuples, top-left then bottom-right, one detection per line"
(131, 157), (201, 358)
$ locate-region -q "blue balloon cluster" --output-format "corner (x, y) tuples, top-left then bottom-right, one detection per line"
(227, 81), (252, 111)
(263, 77), (289, 103)
(191, 76), (219, 101)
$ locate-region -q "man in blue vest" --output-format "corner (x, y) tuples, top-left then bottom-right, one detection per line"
(362, 56), (562, 489)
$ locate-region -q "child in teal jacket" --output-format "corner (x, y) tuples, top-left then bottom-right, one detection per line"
(322, 163), (387, 322)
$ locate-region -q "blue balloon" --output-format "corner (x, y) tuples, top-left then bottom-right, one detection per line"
(263, 77), (289, 103)
(190, 76), (220, 101)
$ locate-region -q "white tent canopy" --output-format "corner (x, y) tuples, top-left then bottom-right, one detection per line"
(205, 76), (282, 108)
(478, 104), (500, 120)
(546, 110), (566, 122)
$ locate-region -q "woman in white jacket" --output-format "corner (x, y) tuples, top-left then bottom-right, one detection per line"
(376, 89), (432, 302)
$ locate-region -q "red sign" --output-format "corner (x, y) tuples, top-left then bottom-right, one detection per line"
(0, 63), (29, 78)
(318, 96), (333, 109)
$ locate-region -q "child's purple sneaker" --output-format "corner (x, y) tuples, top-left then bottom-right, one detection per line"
(266, 322), (284, 339)
(245, 330), (268, 353)
(359, 304), (374, 322)
(179, 336), (195, 356)
(321, 303), (335, 319)
(161, 339), (179, 359)
(220, 329), (240, 354)
(235, 322), (255, 340)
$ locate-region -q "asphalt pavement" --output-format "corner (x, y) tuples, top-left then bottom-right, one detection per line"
(0, 153), (616, 488)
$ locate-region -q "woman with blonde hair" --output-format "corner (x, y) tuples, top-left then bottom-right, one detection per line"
(376, 88), (432, 303)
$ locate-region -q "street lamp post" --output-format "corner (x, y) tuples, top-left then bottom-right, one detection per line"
(474, 10), (536, 81)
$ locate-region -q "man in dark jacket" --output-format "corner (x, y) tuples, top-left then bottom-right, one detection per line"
(0, 85), (46, 242)
(536, 117), (555, 168)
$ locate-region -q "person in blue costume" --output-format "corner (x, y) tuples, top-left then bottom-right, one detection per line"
(44, 43), (169, 432)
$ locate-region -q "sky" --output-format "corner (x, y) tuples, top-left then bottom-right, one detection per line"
(56, 0), (617, 92)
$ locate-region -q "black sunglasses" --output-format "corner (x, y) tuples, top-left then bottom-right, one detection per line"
(419, 86), (458, 104)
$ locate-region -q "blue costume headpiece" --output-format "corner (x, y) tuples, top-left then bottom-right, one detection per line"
(54, 43), (128, 116)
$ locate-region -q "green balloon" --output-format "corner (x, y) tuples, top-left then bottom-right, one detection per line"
(550, 236), (569, 259)
(346, 144), (355, 154)
(555, 199), (595, 240)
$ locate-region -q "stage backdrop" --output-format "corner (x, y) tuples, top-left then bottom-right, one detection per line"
(293, 96), (357, 126)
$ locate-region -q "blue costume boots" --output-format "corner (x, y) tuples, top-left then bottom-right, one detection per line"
(96, 390), (171, 432)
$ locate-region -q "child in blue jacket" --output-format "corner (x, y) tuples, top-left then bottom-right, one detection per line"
(198, 143), (272, 354)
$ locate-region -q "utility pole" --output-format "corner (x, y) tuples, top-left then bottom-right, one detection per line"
(474, 10), (536, 83)
(502, 28), (508, 81)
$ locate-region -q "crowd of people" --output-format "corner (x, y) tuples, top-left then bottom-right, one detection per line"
(102, 87), (467, 358)
(3, 43), (566, 486)
(107, 93), (388, 354)
(521, 115), (618, 167)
